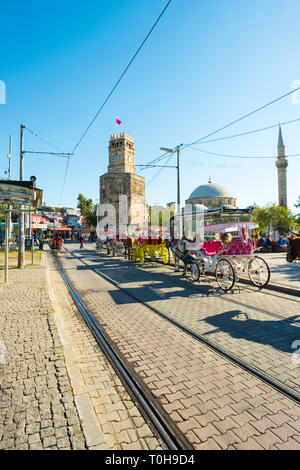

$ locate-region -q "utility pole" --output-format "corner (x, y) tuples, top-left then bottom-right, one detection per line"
(5, 211), (9, 283)
(18, 124), (25, 268)
(8, 135), (12, 180)
(160, 145), (183, 238)
(176, 145), (181, 219)
(7, 136), (12, 237)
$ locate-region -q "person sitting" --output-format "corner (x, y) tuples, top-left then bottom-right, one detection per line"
(263, 236), (273, 252)
(257, 237), (264, 248)
(278, 236), (288, 248)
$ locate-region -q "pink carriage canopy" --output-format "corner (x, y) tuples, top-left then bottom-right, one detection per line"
(203, 222), (258, 233)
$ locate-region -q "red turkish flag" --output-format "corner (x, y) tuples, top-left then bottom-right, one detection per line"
(116, 118), (122, 125)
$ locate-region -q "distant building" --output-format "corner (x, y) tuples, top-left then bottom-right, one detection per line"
(99, 133), (147, 227)
(185, 179), (237, 209)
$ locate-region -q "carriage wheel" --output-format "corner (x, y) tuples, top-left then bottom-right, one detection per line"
(215, 259), (235, 291)
(190, 262), (200, 281)
(140, 250), (145, 265)
(162, 247), (170, 265)
(248, 257), (270, 287)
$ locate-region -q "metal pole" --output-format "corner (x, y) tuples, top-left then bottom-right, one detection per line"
(8, 135), (12, 237)
(29, 210), (33, 264)
(176, 146), (182, 238)
(8, 135), (12, 180)
(20, 125), (24, 180)
(5, 211), (9, 283)
(18, 124), (25, 268)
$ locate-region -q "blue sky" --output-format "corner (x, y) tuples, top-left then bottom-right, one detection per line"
(0, 0), (300, 211)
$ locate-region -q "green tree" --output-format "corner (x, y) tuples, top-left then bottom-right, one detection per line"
(295, 196), (300, 224)
(77, 193), (97, 228)
(253, 203), (297, 235)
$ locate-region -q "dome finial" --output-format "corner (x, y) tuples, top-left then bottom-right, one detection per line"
(208, 177), (212, 184)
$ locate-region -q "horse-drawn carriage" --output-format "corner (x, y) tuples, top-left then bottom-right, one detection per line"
(132, 236), (170, 265)
(49, 235), (63, 252)
(170, 221), (270, 291)
(96, 228), (134, 259)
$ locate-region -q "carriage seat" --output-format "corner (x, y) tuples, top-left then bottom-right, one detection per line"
(200, 240), (223, 256)
(222, 238), (253, 256)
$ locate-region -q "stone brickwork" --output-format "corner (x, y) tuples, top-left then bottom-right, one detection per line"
(100, 133), (146, 226)
(185, 196), (237, 209)
(0, 266), (86, 450)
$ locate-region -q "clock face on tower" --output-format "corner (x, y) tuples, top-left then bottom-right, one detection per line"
(114, 155), (119, 161)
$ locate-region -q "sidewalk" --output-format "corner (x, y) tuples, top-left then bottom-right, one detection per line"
(0, 261), (85, 450)
(259, 253), (300, 291)
(0, 252), (162, 450)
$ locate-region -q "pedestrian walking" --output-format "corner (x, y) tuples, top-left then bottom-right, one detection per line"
(0, 231), (4, 250)
(39, 235), (45, 251)
(80, 234), (84, 249)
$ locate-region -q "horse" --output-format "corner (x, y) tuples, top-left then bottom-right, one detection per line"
(124, 237), (134, 260)
(286, 237), (300, 263)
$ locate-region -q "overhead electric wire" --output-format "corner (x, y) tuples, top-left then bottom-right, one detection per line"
(24, 125), (65, 154)
(197, 117), (300, 144)
(136, 86), (300, 175)
(183, 85), (300, 149)
(59, 0), (172, 203)
(188, 146), (300, 159)
(71, 0), (172, 154)
(59, 156), (71, 203)
(146, 152), (175, 186)
(137, 150), (174, 173)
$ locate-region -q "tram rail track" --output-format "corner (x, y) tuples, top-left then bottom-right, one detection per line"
(54, 252), (186, 451)
(61, 246), (300, 409)
(146, 261), (300, 326)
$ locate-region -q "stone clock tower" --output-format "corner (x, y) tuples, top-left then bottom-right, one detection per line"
(100, 133), (146, 226)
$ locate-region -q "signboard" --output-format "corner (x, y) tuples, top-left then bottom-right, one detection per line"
(67, 216), (81, 226)
(64, 208), (81, 216)
(0, 182), (34, 206)
(25, 238), (33, 251)
(32, 223), (48, 229)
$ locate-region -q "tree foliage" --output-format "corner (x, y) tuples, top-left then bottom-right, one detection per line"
(295, 196), (300, 225)
(253, 203), (297, 235)
(77, 193), (97, 228)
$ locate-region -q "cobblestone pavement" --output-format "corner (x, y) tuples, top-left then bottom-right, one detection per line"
(59, 245), (300, 449)
(0, 264), (86, 450)
(68, 244), (300, 396)
(46, 252), (164, 451)
(259, 253), (300, 290)
(0, 255), (163, 451)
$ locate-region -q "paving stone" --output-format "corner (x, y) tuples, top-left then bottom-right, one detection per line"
(0, 266), (85, 451)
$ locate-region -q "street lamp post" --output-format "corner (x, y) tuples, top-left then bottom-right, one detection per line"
(18, 124), (25, 268)
(160, 145), (182, 237)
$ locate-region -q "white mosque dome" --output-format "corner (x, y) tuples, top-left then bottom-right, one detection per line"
(188, 183), (232, 200)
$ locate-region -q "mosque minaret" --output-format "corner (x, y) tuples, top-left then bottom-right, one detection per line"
(275, 125), (288, 208)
